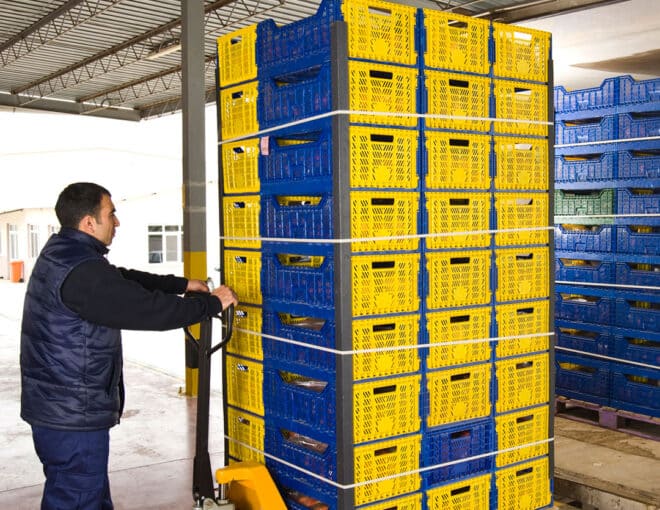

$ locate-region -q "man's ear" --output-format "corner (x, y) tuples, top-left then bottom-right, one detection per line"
(78, 214), (96, 234)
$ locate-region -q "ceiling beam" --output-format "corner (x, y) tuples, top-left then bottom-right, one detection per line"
(479, 0), (630, 22)
(139, 87), (216, 120)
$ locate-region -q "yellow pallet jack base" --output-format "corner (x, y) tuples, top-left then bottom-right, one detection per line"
(216, 461), (286, 510)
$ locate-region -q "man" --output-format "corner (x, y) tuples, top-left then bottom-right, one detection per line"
(20, 182), (238, 509)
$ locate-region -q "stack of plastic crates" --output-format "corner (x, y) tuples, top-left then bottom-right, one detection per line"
(554, 75), (660, 419)
(217, 2), (554, 509)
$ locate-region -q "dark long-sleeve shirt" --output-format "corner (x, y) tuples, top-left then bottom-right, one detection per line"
(61, 259), (222, 331)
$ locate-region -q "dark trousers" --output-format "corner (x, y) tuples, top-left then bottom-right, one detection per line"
(32, 426), (113, 510)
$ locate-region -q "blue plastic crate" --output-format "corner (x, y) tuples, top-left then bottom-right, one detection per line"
(555, 320), (612, 357)
(266, 460), (339, 510)
(258, 118), (334, 195)
(555, 251), (615, 284)
(615, 293), (660, 331)
(264, 359), (336, 434)
(261, 193), (333, 240)
(617, 225), (660, 255)
(554, 78), (618, 115)
(555, 286), (614, 325)
(617, 150), (660, 182)
(261, 244), (335, 312)
(422, 419), (494, 487)
(555, 353), (611, 402)
(619, 112), (660, 139)
(554, 224), (615, 253)
(615, 258), (660, 288)
(265, 418), (338, 479)
(555, 115), (617, 145)
(262, 306), (336, 371)
(618, 75), (660, 109)
(555, 152), (616, 186)
(616, 188), (660, 215)
(613, 327), (660, 366)
(610, 363), (660, 418)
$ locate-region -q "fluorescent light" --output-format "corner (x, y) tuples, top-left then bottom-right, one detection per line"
(146, 40), (181, 60)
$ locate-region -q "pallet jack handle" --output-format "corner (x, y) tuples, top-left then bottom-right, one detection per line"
(183, 292), (234, 507)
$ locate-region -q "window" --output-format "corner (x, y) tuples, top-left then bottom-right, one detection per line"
(48, 225), (58, 237)
(28, 224), (40, 258)
(9, 224), (19, 260)
(148, 225), (182, 263)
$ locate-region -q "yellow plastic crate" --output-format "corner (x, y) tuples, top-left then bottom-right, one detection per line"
(226, 355), (264, 416)
(494, 192), (549, 246)
(351, 191), (419, 252)
(424, 131), (491, 190)
(354, 374), (421, 443)
(222, 195), (261, 249)
(354, 434), (421, 506)
(426, 306), (492, 369)
(360, 493), (422, 510)
(493, 136), (549, 190)
(496, 353), (549, 413)
(496, 457), (551, 510)
(426, 473), (491, 510)
(349, 60), (418, 127)
(423, 10), (490, 75)
(352, 253), (420, 316)
(425, 70), (491, 132)
(493, 80), (548, 136)
(353, 314), (420, 380)
(342, 0), (418, 66)
(221, 138), (260, 194)
(495, 247), (550, 302)
(496, 405), (549, 467)
(427, 363), (491, 427)
(226, 406), (265, 463)
(349, 126), (419, 189)
(223, 249), (262, 305)
(492, 23), (551, 83)
(495, 301), (550, 358)
(226, 304), (263, 361)
(220, 80), (259, 140)
(426, 192), (491, 249)
(426, 250), (491, 309)
(217, 24), (258, 88)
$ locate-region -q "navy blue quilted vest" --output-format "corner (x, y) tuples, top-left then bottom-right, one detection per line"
(20, 228), (123, 430)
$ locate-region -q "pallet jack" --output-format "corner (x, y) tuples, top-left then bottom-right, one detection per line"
(184, 293), (286, 510)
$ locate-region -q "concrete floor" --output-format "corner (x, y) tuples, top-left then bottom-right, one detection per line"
(1, 280), (659, 509)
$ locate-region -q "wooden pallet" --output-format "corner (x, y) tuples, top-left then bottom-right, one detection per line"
(555, 396), (660, 441)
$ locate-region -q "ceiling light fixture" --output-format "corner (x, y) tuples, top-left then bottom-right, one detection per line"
(146, 39), (182, 60)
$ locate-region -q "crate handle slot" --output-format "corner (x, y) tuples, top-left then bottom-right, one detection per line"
(515, 253), (534, 261)
(512, 30), (533, 42)
(234, 256), (247, 263)
(235, 309), (247, 318)
(558, 362), (595, 374)
(516, 307), (534, 315)
(558, 327), (598, 339)
(231, 91), (244, 99)
(451, 372), (470, 382)
(372, 260), (395, 269)
(450, 485), (471, 496)
(231, 201), (246, 209)
(370, 133), (394, 143)
(281, 428), (328, 454)
(515, 197), (533, 206)
(236, 364), (249, 372)
(237, 416), (251, 426)
(372, 322), (395, 332)
(516, 414), (534, 424)
(448, 19), (468, 29)
(373, 384), (396, 395)
(274, 65), (322, 85)
(276, 195), (321, 207)
(374, 445), (397, 456)
(231, 146), (245, 154)
(450, 257), (470, 264)
(450, 314), (470, 323)
(624, 374), (658, 387)
(449, 138), (469, 147)
(274, 131), (322, 147)
(626, 337), (660, 348)
(449, 78), (469, 88)
(514, 143), (533, 151)
(449, 198), (470, 206)
(368, 6), (391, 16)
(514, 87), (532, 96)
(278, 370), (328, 392)
(230, 35), (244, 45)
(450, 429), (471, 439)
(515, 361), (533, 370)
(516, 466), (534, 477)
(371, 197), (395, 206)
(369, 69), (393, 80)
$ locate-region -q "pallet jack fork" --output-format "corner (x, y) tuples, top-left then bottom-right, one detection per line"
(184, 294), (286, 510)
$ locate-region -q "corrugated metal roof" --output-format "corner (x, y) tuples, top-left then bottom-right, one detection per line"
(0, 0), (624, 121)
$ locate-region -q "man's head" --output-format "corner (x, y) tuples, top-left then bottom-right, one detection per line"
(55, 182), (120, 246)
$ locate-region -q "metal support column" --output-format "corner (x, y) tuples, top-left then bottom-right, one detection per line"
(182, 0), (207, 396)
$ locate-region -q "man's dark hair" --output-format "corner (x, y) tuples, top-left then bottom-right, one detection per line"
(55, 182), (111, 228)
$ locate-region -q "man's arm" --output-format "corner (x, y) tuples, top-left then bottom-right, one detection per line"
(61, 260), (222, 331)
(117, 267), (188, 294)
